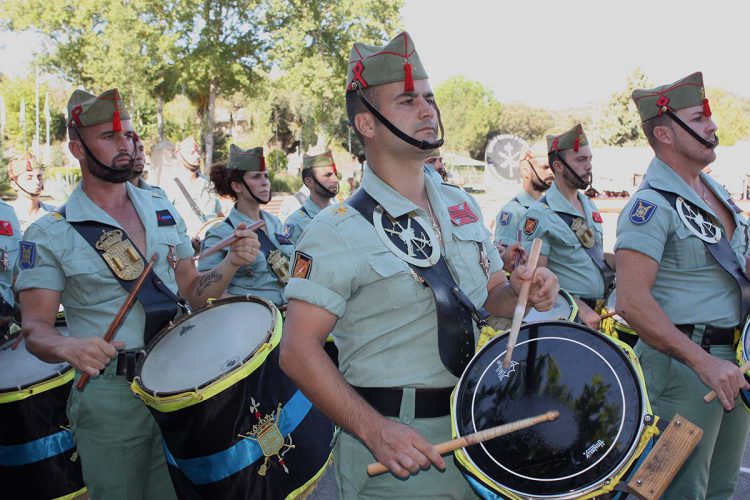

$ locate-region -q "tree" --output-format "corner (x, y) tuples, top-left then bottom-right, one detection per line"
(593, 68), (649, 147)
(494, 103), (555, 143)
(434, 76), (501, 158)
(707, 88), (750, 146)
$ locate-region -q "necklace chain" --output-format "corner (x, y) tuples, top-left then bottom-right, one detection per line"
(425, 202), (443, 246)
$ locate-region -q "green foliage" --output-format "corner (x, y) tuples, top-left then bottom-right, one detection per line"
(495, 103), (555, 143)
(266, 149), (288, 174)
(593, 68), (649, 147)
(707, 88), (750, 146)
(270, 171), (302, 193)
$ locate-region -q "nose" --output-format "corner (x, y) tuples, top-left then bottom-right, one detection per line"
(706, 117), (718, 136)
(117, 133), (134, 153)
(417, 95), (437, 121)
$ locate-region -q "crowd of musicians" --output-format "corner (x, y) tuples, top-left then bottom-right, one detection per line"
(3, 31), (750, 500)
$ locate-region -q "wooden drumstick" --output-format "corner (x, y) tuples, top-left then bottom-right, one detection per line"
(76, 254), (157, 391)
(704, 360), (750, 403)
(366, 410), (559, 476)
(193, 220), (265, 261)
(503, 238), (542, 368)
(599, 310), (618, 321)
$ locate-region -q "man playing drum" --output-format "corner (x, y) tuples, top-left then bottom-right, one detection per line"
(16, 89), (261, 499)
(616, 72), (750, 499)
(280, 32), (558, 498)
(521, 124), (615, 329)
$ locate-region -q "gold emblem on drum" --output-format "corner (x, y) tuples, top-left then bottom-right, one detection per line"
(571, 217), (595, 249)
(96, 229), (144, 280)
(238, 399), (295, 476)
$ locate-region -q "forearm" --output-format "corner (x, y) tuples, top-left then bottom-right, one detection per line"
(23, 319), (69, 364)
(183, 257), (239, 308)
(484, 282), (520, 318)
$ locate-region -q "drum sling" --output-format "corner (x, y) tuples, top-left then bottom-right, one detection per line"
(540, 195), (615, 292)
(59, 207), (181, 345)
(348, 188), (488, 377)
(641, 183), (750, 323)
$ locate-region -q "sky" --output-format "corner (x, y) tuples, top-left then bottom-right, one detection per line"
(2, 0), (749, 111)
(401, 0), (750, 109)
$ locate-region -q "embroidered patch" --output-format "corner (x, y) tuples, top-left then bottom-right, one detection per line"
(592, 212), (603, 223)
(448, 202), (479, 226)
(629, 199), (657, 225)
(0, 220), (13, 236)
(499, 211), (512, 225)
(727, 197), (743, 214)
(0, 250), (8, 271)
(275, 225), (293, 246)
(19, 241), (36, 269)
(156, 209), (176, 226)
(51, 212), (63, 220)
(292, 251), (312, 279)
(523, 217), (538, 235)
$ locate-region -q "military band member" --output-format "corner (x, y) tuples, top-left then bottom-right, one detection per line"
(284, 148), (340, 246)
(129, 133), (167, 198)
(0, 197), (21, 340)
(199, 144), (293, 306)
(521, 124), (614, 329)
(280, 32), (558, 498)
(425, 149), (448, 182)
(8, 153), (55, 231)
(616, 72), (750, 499)
(17, 89), (260, 499)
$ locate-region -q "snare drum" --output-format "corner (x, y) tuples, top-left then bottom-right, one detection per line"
(487, 289), (578, 332)
(452, 321), (657, 499)
(0, 336), (86, 499)
(735, 316), (750, 412)
(131, 296), (333, 499)
(601, 288), (639, 348)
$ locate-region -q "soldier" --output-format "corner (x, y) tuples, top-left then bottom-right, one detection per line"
(521, 124), (614, 329)
(129, 133), (167, 198)
(199, 144), (293, 306)
(17, 89), (260, 499)
(8, 152), (55, 231)
(425, 149), (448, 182)
(283, 148), (339, 246)
(279, 32), (558, 498)
(616, 72), (750, 499)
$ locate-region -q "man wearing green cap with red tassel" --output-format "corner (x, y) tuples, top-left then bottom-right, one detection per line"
(616, 72), (750, 499)
(280, 32), (559, 498)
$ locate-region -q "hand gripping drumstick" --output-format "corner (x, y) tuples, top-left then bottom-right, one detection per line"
(704, 360), (750, 403)
(193, 220), (265, 261)
(503, 238), (543, 369)
(75, 254), (157, 391)
(366, 410), (559, 476)
(599, 310), (618, 321)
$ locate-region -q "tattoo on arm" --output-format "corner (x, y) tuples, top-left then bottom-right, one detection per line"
(195, 270), (222, 296)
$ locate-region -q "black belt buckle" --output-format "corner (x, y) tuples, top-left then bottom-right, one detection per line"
(115, 350), (143, 382)
(676, 324), (737, 353)
(354, 386), (452, 419)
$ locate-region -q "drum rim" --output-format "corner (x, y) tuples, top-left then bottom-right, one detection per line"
(0, 337), (74, 399)
(132, 295), (279, 400)
(453, 320), (650, 498)
(525, 289), (578, 323)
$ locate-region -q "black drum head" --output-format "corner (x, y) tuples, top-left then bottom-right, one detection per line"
(454, 321), (646, 497)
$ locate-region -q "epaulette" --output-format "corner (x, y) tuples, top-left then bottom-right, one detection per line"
(441, 182), (463, 190)
(33, 210), (66, 229)
(316, 202), (358, 226)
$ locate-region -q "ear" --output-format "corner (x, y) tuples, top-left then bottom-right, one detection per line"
(652, 125), (673, 145)
(230, 180), (243, 196)
(68, 139), (85, 161)
(355, 112), (377, 140)
(302, 176), (314, 189)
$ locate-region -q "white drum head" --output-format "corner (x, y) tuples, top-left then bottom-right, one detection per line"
(0, 335), (70, 392)
(524, 292), (572, 323)
(140, 300), (275, 394)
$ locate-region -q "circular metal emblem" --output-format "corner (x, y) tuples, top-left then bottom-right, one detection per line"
(676, 196), (721, 243)
(373, 205), (441, 267)
(485, 134), (530, 183)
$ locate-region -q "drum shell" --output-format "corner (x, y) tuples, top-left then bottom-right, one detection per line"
(736, 317), (750, 413)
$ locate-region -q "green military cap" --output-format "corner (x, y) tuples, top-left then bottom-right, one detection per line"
(226, 144), (265, 172)
(67, 88), (130, 131)
(346, 32), (428, 93)
(547, 124), (589, 154)
(302, 149), (337, 172)
(631, 71), (711, 122)
(426, 149), (442, 159)
(522, 142), (548, 162)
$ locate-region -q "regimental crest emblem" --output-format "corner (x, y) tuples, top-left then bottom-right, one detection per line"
(19, 241), (36, 270)
(373, 205), (440, 267)
(571, 217), (596, 249)
(676, 196), (721, 243)
(629, 199), (657, 225)
(499, 211), (512, 226)
(96, 229), (144, 280)
(523, 217), (538, 235)
(238, 398), (295, 476)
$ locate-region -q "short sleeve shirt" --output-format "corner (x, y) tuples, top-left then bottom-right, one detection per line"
(0, 202), (21, 306)
(284, 197), (330, 247)
(494, 190), (535, 247)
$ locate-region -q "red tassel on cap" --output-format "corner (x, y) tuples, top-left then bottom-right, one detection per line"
(403, 61), (414, 92)
(331, 162), (338, 175)
(260, 155), (266, 172)
(703, 98), (712, 117)
(574, 137), (580, 152)
(112, 92), (122, 132)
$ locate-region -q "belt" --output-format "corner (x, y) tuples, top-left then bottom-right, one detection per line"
(676, 324), (738, 352)
(353, 386), (453, 418)
(115, 350), (145, 382)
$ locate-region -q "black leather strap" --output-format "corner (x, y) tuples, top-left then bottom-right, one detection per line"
(676, 324), (737, 352)
(353, 386), (453, 418)
(115, 350), (144, 381)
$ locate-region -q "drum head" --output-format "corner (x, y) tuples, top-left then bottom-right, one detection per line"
(524, 291), (573, 323)
(454, 321), (646, 497)
(0, 336), (70, 393)
(139, 298), (275, 395)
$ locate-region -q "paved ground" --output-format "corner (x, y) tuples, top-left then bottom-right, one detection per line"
(736, 439), (750, 498)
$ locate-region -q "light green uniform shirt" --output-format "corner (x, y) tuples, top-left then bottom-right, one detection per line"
(136, 177), (168, 199)
(284, 196), (329, 247)
(198, 206), (293, 306)
(494, 189), (536, 246)
(285, 166), (502, 388)
(522, 182), (606, 299)
(615, 157), (750, 328)
(0, 201), (21, 306)
(15, 182), (193, 349)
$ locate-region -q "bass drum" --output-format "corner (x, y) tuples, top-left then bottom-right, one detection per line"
(487, 289), (578, 332)
(452, 321), (656, 499)
(131, 295), (333, 499)
(600, 288), (639, 348)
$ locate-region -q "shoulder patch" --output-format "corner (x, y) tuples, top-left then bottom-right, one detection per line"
(19, 241), (36, 269)
(523, 217), (538, 235)
(156, 209), (176, 226)
(448, 202), (479, 226)
(291, 251), (312, 279)
(275, 225), (293, 246)
(0, 220), (13, 237)
(629, 198), (657, 225)
(592, 212), (603, 223)
(499, 211), (512, 226)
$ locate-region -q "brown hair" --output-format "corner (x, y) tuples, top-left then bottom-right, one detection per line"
(641, 114), (672, 149)
(209, 162), (244, 200)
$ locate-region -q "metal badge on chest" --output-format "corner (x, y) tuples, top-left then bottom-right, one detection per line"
(372, 205), (440, 267)
(676, 196), (721, 243)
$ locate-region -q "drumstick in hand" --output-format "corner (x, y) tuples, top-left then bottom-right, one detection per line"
(599, 310), (618, 321)
(503, 238), (542, 368)
(76, 254), (157, 391)
(704, 359), (750, 403)
(193, 220), (265, 261)
(366, 410), (559, 476)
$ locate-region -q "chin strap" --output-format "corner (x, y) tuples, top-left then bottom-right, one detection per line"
(664, 109), (719, 149)
(78, 134), (136, 176)
(353, 83), (445, 151)
(551, 151), (590, 190)
(527, 160), (551, 191)
(312, 175), (337, 198)
(241, 177), (271, 205)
